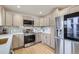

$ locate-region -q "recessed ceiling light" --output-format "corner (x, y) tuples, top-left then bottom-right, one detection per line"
(40, 11), (42, 14)
(17, 5), (21, 8)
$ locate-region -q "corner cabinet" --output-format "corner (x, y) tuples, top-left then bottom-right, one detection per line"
(13, 14), (23, 26)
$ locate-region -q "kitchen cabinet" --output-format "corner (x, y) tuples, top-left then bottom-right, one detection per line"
(12, 35), (19, 49)
(45, 34), (51, 46)
(40, 18), (44, 26)
(41, 33), (51, 46)
(34, 17), (40, 26)
(69, 6), (79, 14)
(0, 7), (6, 26)
(6, 11), (13, 26)
(13, 14), (23, 26)
(35, 33), (41, 42)
(50, 27), (55, 48)
(34, 17), (50, 26)
(43, 17), (50, 26)
(18, 34), (24, 47)
(12, 34), (24, 49)
(23, 16), (33, 20)
(39, 17), (50, 26)
(1, 7), (6, 26)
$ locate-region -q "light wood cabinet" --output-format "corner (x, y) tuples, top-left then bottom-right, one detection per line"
(12, 34), (24, 49)
(35, 33), (41, 42)
(34, 17), (40, 26)
(12, 35), (19, 49)
(40, 18), (44, 26)
(69, 6), (79, 14)
(1, 7), (6, 26)
(41, 33), (51, 46)
(18, 34), (24, 47)
(6, 11), (13, 26)
(0, 7), (6, 26)
(13, 14), (23, 26)
(39, 17), (50, 26)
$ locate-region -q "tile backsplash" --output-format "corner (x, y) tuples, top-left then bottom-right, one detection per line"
(3, 26), (23, 34)
(0, 26), (51, 34)
(33, 27), (51, 34)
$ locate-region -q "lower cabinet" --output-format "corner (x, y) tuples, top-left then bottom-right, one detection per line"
(35, 33), (41, 43)
(12, 34), (24, 49)
(41, 33), (51, 46)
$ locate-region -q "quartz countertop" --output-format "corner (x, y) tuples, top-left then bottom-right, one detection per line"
(0, 32), (24, 39)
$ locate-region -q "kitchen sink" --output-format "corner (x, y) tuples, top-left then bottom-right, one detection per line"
(0, 38), (8, 45)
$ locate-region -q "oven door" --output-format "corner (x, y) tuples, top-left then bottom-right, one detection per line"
(24, 35), (35, 44)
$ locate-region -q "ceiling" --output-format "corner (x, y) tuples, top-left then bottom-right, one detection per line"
(3, 5), (69, 16)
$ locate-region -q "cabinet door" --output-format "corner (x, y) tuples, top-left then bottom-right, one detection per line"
(43, 17), (50, 26)
(39, 17), (50, 26)
(69, 6), (79, 14)
(40, 18), (44, 26)
(34, 18), (40, 26)
(1, 7), (6, 26)
(18, 34), (24, 47)
(35, 33), (40, 42)
(6, 11), (13, 26)
(13, 14), (23, 26)
(41, 33), (47, 44)
(12, 35), (19, 49)
(46, 34), (51, 46)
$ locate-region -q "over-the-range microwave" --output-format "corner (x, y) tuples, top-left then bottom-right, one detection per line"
(23, 20), (34, 26)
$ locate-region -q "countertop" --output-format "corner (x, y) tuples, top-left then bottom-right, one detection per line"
(0, 33), (24, 39)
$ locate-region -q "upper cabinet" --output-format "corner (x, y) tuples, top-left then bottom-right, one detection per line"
(39, 17), (44, 26)
(34, 17), (40, 26)
(69, 6), (79, 14)
(39, 17), (50, 26)
(1, 7), (6, 26)
(44, 16), (50, 26)
(34, 16), (50, 26)
(13, 14), (23, 26)
(0, 6), (6, 26)
(6, 11), (13, 26)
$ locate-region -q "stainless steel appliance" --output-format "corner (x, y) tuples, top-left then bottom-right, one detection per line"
(55, 16), (64, 54)
(23, 20), (34, 26)
(24, 34), (35, 44)
(23, 28), (35, 47)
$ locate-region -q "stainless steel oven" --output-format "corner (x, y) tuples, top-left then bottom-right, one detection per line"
(24, 34), (35, 44)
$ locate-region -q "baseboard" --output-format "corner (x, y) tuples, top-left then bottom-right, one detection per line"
(12, 41), (42, 50)
(42, 43), (55, 50)
(13, 46), (24, 51)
